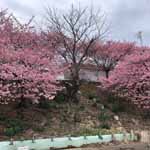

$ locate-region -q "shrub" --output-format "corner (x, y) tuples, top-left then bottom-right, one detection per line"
(33, 126), (45, 132)
(4, 126), (23, 137)
(107, 93), (117, 103)
(111, 102), (125, 113)
(38, 100), (57, 109)
(98, 108), (110, 122)
(4, 118), (25, 136)
(99, 91), (126, 113)
(0, 113), (7, 122)
(14, 126), (23, 134)
(71, 127), (119, 137)
(79, 105), (85, 111)
(98, 107), (111, 130)
(6, 119), (24, 128)
(100, 123), (111, 129)
(4, 128), (15, 137)
(88, 93), (97, 100)
(54, 92), (66, 103)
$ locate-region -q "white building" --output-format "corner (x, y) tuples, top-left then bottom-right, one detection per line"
(57, 64), (106, 82)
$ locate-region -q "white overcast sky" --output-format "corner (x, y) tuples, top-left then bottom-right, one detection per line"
(1, 0), (150, 45)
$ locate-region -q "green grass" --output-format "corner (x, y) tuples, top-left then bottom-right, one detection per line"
(71, 128), (121, 137)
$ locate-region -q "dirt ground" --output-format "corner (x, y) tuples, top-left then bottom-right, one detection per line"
(65, 143), (149, 150)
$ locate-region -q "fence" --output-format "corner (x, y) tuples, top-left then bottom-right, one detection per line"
(0, 132), (136, 150)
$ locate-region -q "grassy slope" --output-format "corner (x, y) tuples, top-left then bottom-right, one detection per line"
(0, 83), (149, 140)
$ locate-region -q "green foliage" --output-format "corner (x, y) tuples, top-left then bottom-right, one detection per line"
(4, 128), (15, 137)
(0, 113), (7, 122)
(54, 92), (66, 103)
(71, 128), (99, 136)
(107, 93), (117, 103)
(6, 119), (23, 128)
(98, 106), (111, 130)
(4, 118), (25, 137)
(33, 126), (45, 132)
(98, 108), (110, 122)
(100, 123), (110, 129)
(104, 93), (126, 113)
(88, 93), (97, 100)
(71, 128), (120, 137)
(14, 126), (23, 133)
(79, 105), (85, 111)
(111, 102), (125, 113)
(38, 100), (57, 109)
(4, 126), (23, 137)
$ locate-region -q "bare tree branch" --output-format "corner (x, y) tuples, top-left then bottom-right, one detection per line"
(44, 4), (109, 102)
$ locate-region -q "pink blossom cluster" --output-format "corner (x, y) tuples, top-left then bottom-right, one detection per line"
(100, 46), (150, 110)
(0, 10), (61, 104)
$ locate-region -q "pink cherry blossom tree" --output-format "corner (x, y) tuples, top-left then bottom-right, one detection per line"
(0, 10), (62, 105)
(92, 41), (135, 78)
(100, 46), (150, 110)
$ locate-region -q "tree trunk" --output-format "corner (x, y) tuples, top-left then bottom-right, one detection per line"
(105, 70), (109, 78)
(17, 96), (28, 108)
(65, 79), (80, 104)
(64, 68), (80, 104)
